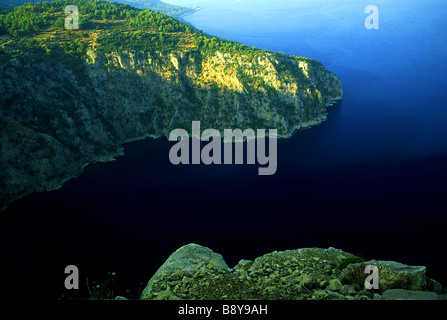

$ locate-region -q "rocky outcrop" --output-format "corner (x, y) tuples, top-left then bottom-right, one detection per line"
(140, 244), (446, 300)
(140, 243), (230, 299)
(0, 46), (342, 210)
(339, 260), (429, 293)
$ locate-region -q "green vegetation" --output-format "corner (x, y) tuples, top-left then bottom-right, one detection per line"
(0, 0), (266, 57)
(0, 0), (46, 10)
(0, 0), (195, 21)
(193, 34), (260, 55)
(0, 3), (46, 37)
(0, 0), (323, 63)
(0, 0), (324, 93)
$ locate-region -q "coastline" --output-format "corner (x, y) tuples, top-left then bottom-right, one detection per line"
(179, 6), (201, 19)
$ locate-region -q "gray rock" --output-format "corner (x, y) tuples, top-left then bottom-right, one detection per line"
(140, 244), (229, 299)
(381, 289), (439, 300)
(340, 260), (427, 293)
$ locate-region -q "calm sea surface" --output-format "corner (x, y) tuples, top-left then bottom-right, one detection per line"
(1, 0), (447, 298)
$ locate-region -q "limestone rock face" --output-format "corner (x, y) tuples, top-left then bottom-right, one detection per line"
(0, 47), (342, 211)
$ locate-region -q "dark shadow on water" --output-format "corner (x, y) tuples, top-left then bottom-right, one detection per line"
(1, 133), (447, 300)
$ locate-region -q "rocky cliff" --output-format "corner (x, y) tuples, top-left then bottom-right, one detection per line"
(0, 44), (342, 210)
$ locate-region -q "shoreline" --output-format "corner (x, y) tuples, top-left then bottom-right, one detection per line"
(179, 7), (201, 19)
(0, 96), (343, 213)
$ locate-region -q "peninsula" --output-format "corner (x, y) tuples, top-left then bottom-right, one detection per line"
(0, 0), (342, 210)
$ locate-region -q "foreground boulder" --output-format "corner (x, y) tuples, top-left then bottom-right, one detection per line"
(140, 244), (230, 299)
(140, 244), (445, 300)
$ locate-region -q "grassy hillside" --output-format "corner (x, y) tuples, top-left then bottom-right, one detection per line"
(0, 0), (253, 53)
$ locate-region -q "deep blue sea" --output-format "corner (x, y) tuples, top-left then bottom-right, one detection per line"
(1, 0), (447, 299)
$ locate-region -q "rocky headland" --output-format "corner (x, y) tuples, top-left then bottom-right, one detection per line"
(0, 40), (342, 211)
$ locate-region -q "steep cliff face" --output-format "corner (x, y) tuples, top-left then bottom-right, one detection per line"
(86, 49), (342, 139)
(0, 47), (342, 210)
